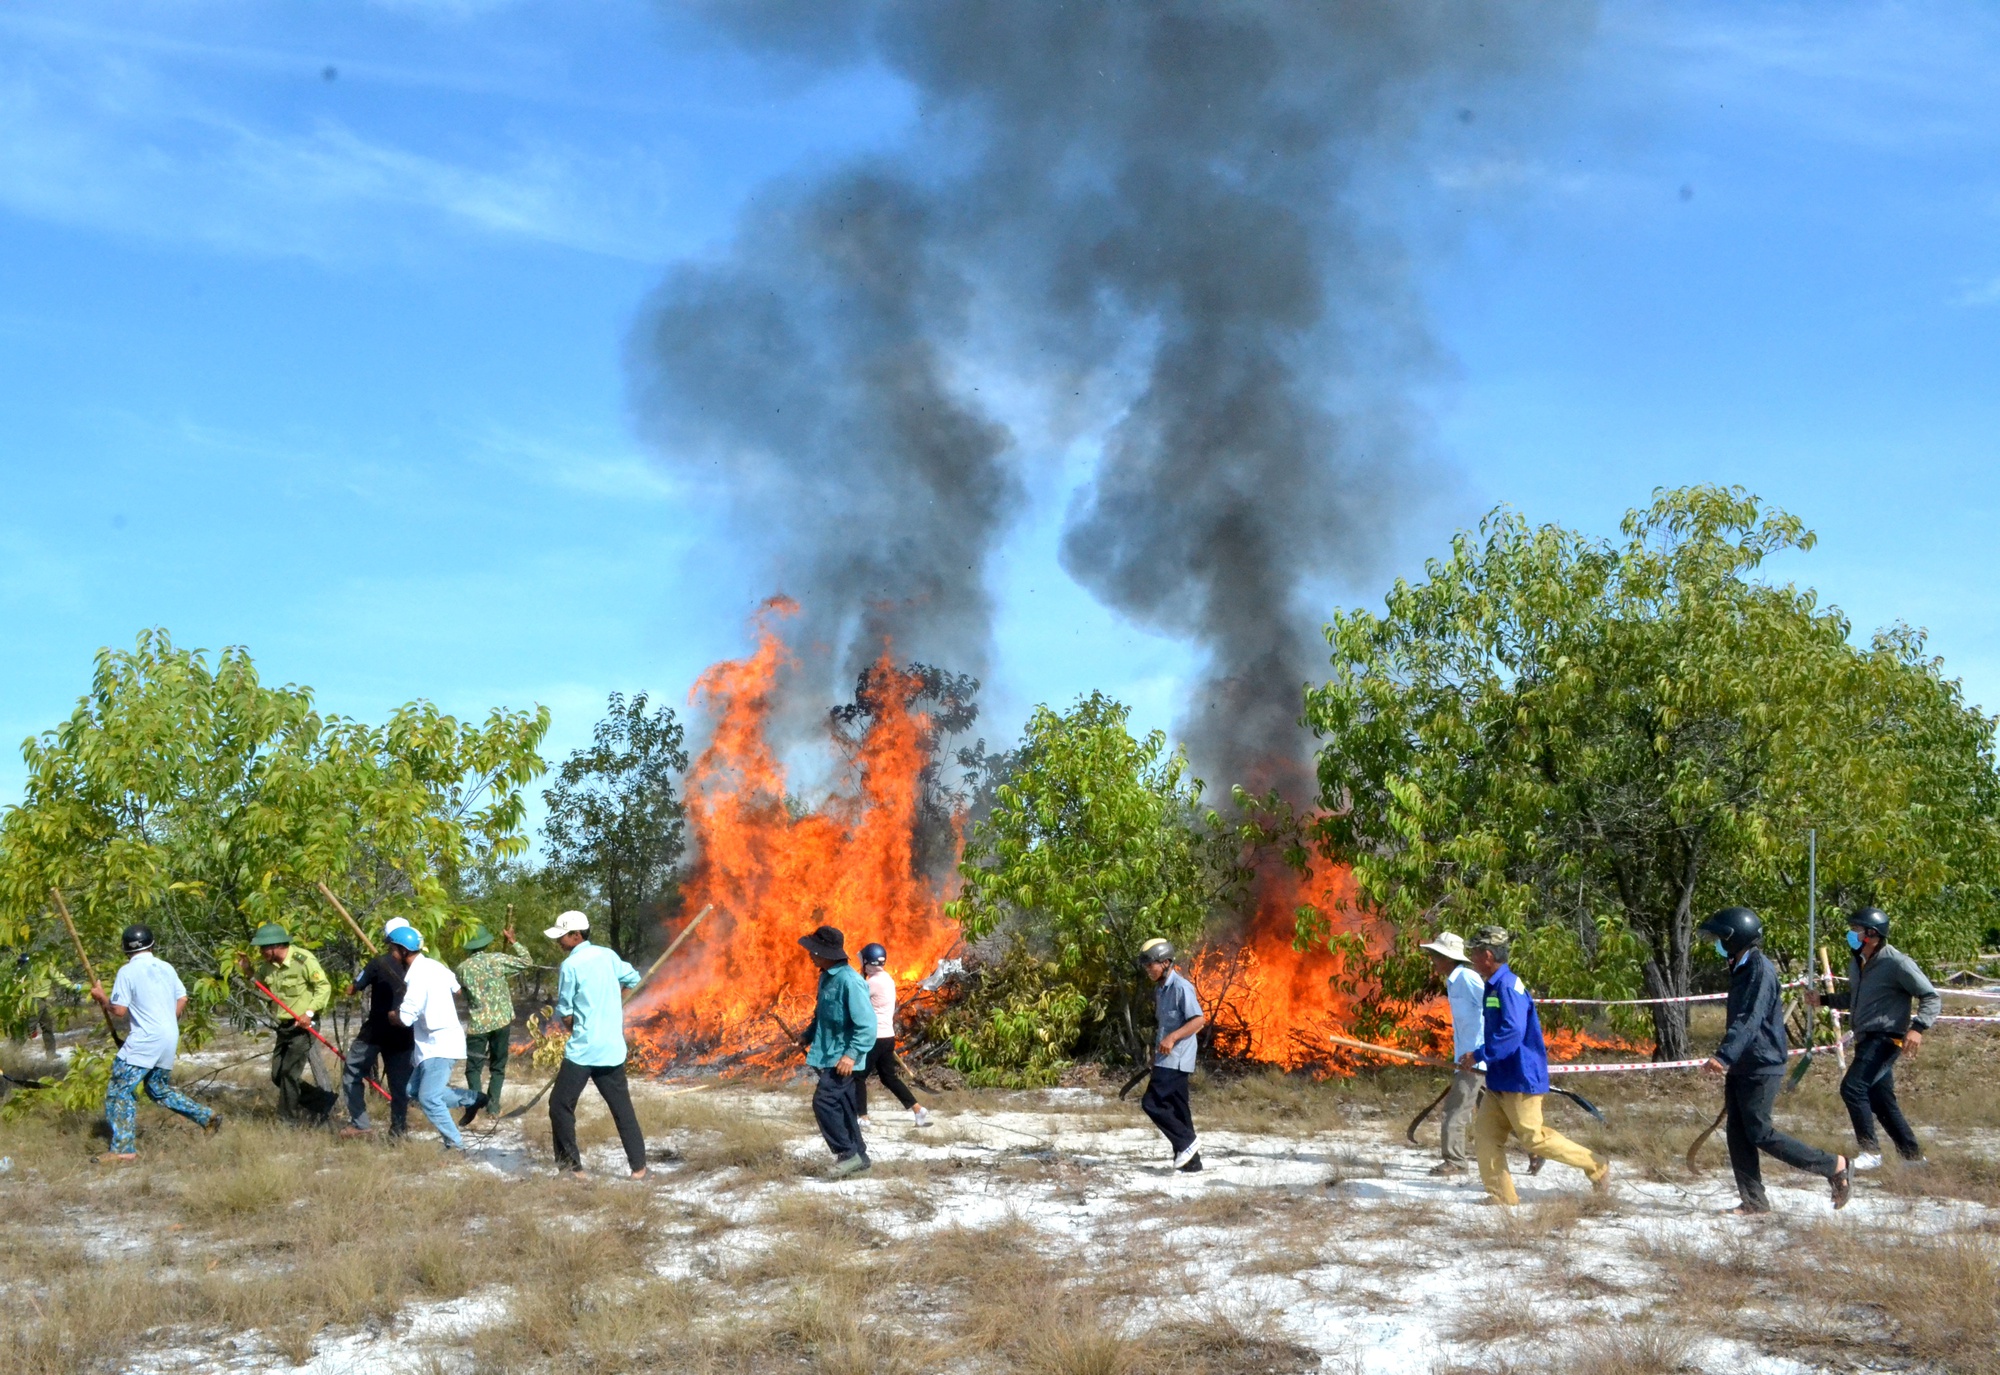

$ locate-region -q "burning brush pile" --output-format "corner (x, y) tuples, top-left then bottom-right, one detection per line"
(622, 604), (1520, 1084)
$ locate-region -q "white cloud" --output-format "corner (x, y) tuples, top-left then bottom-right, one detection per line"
(0, 25), (688, 263)
(1957, 275), (2000, 308)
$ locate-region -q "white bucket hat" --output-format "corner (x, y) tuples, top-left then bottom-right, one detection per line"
(543, 910), (590, 941)
(1419, 931), (1469, 963)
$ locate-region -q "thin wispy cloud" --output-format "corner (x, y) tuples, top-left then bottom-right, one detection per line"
(0, 35), (689, 263)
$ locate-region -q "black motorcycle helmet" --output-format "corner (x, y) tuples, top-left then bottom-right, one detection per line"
(859, 942), (888, 968)
(1846, 907), (1890, 941)
(1136, 938), (1175, 969)
(1698, 907), (1762, 957)
(120, 924), (155, 954)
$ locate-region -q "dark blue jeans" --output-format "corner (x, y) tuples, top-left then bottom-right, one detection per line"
(813, 1067), (866, 1161)
(342, 1037), (413, 1133)
(1726, 1071), (1838, 1210)
(1841, 1033), (1922, 1158)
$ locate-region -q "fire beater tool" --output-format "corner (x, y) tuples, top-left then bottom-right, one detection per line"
(1685, 1104), (1730, 1170)
(1329, 1032), (1606, 1126)
(1404, 1082), (1455, 1145)
(248, 976), (391, 1102)
(51, 888), (122, 1048)
(315, 881), (378, 955)
(500, 906), (714, 1122)
(1117, 1065), (1152, 1101)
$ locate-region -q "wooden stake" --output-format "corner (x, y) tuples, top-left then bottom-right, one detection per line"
(1820, 947), (1847, 1069)
(1327, 1031), (1456, 1069)
(50, 888), (122, 1047)
(625, 905), (713, 1006)
(315, 880), (377, 955)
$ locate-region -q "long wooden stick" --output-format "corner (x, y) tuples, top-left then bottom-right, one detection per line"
(1328, 1031), (1455, 1069)
(627, 904), (712, 1003)
(1820, 947), (1847, 1070)
(316, 880), (378, 955)
(51, 888), (122, 1047)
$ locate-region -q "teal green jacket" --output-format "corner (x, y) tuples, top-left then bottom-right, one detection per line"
(804, 962), (877, 1070)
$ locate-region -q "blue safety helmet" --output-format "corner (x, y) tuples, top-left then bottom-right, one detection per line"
(860, 942), (888, 967)
(385, 926), (423, 952)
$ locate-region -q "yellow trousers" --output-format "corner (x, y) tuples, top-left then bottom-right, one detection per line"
(1475, 1089), (1605, 1205)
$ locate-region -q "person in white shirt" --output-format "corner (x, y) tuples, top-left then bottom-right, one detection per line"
(1420, 931), (1485, 1176)
(853, 942), (929, 1127)
(386, 926), (482, 1149)
(89, 923), (220, 1163)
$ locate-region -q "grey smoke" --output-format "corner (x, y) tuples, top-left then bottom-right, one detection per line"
(631, 1), (1593, 790)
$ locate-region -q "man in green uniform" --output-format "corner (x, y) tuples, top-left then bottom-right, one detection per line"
(247, 923), (336, 1124)
(455, 923), (533, 1126)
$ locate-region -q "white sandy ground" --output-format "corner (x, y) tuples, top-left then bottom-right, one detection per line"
(50, 1061), (1988, 1375)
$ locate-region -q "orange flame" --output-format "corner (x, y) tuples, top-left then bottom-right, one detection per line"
(630, 600), (960, 1069)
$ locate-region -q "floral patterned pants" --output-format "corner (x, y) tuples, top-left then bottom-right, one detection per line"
(105, 1058), (215, 1154)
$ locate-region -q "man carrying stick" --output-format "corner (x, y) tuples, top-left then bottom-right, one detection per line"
(546, 911), (649, 1180)
(90, 924), (220, 1162)
(797, 923), (876, 1178)
(1460, 925), (1610, 1205)
(247, 924), (337, 1125)
(339, 916), (415, 1139)
(1807, 906), (1941, 1170)
(1139, 937), (1207, 1174)
(1698, 907), (1850, 1214)
(1419, 931), (1484, 1175)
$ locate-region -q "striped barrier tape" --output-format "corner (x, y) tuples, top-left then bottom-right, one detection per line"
(1933, 1015), (2000, 1025)
(1545, 1041), (1830, 1076)
(1538, 978), (1815, 1008)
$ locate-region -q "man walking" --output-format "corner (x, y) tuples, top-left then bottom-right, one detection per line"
(389, 926), (483, 1149)
(89, 924), (219, 1162)
(1698, 907), (1850, 1214)
(338, 919), (415, 1139)
(1808, 906), (1941, 1169)
(854, 941), (930, 1128)
(1138, 937), (1207, 1174)
(797, 923), (876, 1178)
(1420, 931), (1484, 1175)
(546, 911), (648, 1180)
(247, 924), (336, 1125)
(456, 923), (532, 1127)
(1459, 926), (1609, 1205)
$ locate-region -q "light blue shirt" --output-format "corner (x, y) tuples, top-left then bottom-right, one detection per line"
(110, 951), (187, 1069)
(555, 940), (641, 1067)
(1445, 962), (1486, 1064)
(1152, 968), (1203, 1072)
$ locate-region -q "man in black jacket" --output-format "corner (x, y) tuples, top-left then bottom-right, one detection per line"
(337, 918), (416, 1138)
(1699, 907), (1849, 1215)
(1807, 906), (1941, 1169)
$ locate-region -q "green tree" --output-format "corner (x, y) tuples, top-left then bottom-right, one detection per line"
(0, 631), (550, 1042)
(946, 691), (1244, 1074)
(1304, 487), (2000, 1058)
(541, 692), (689, 961)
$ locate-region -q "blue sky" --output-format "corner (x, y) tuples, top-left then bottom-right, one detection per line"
(3, 2), (1999, 823)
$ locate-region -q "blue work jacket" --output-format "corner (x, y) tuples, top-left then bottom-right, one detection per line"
(1476, 963), (1551, 1095)
(803, 961), (878, 1070)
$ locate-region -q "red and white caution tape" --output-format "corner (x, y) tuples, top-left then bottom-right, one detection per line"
(1933, 1015), (2000, 1026)
(1546, 1040), (1841, 1076)
(1538, 978), (1814, 1008)
(1941, 987), (2000, 1001)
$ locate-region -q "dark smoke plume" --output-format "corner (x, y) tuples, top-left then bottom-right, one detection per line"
(631, 1), (1593, 789)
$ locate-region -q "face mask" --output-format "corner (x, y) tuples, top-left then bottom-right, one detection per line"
(1846, 930), (1864, 952)
(1712, 939), (1729, 960)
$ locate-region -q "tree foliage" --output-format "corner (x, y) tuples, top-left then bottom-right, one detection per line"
(945, 692), (1244, 1075)
(1304, 487), (2000, 1057)
(541, 692), (689, 960)
(0, 631), (550, 1043)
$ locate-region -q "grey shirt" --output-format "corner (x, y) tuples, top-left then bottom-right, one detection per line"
(1152, 967), (1203, 1072)
(1829, 942), (1941, 1038)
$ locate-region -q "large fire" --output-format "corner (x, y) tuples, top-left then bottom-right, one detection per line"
(628, 599), (960, 1069)
(633, 601), (1646, 1075)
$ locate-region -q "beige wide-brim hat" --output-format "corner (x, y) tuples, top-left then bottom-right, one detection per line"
(1419, 931), (1469, 963)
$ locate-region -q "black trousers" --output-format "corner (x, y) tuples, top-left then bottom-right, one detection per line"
(271, 1023), (338, 1124)
(1841, 1033), (1922, 1158)
(1725, 1071), (1837, 1210)
(813, 1067), (866, 1161)
(549, 1059), (647, 1173)
(854, 1037), (917, 1116)
(1141, 1066), (1196, 1157)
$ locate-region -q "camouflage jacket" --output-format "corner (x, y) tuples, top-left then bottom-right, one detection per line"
(457, 947), (533, 1035)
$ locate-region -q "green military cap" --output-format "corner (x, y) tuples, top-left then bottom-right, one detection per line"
(252, 923), (292, 947)
(1468, 924), (1511, 952)
(461, 925), (494, 952)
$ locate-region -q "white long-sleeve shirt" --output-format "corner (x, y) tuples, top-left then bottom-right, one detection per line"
(1445, 963), (1486, 1064)
(396, 954), (466, 1063)
(865, 969), (897, 1039)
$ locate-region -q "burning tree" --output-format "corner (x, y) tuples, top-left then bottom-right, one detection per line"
(1305, 486), (2000, 1060)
